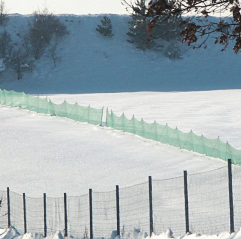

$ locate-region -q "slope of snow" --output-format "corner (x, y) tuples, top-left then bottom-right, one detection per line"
(0, 14), (241, 94)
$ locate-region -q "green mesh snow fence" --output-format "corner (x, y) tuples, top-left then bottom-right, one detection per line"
(106, 109), (241, 165)
(0, 89), (103, 125)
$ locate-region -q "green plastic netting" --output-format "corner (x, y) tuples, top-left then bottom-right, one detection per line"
(106, 109), (241, 165)
(1, 88), (240, 164)
(0, 89), (103, 125)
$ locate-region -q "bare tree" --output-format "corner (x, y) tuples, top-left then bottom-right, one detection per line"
(122, 0), (241, 53)
(0, 30), (12, 59)
(25, 8), (69, 59)
(8, 48), (34, 80)
(0, 0), (8, 26)
(48, 39), (61, 68)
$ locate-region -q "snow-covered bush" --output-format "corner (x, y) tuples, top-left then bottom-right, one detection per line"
(96, 16), (114, 38)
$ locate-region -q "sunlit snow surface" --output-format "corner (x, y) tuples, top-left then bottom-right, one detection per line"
(1, 227), (241, 239)
(1, 90), (239, 197)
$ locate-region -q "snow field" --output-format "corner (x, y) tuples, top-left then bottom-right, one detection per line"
(0, 1), (241, 238)
(0, 104), (227, 197)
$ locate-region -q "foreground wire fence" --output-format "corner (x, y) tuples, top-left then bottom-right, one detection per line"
(0, 160), (240, 238)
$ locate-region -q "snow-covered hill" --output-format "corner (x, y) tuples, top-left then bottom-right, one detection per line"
(0, 14), (241, 94)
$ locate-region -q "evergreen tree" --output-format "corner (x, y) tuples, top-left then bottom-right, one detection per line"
(96, 16), (114, 38)
(127, 0), (183, 59)
(127, 0), (156, 50)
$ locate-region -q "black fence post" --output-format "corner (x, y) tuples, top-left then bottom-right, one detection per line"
(116, 185), (120, 238)
(89, 189), (93, 239)
(7, 187), (10, 228)
(184, 171), (189, 233)
(23, 193), (27, 233)
(228, 159), (235, 233)
(149, 176), (153, 237)
(43, 193), (47, 237)
(64, 193), (68, 237)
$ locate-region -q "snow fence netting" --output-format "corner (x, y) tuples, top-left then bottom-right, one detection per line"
(106, 109), (241, 165)
(0, 89), (103, 125)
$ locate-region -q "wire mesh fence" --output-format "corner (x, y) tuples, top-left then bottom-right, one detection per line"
(67, 194), (89, 239)
(153, 176), (185, 236)
(93, 190), (116, 238)
(26, 195), (44, 234)
(0, 160), (241, 238)
(120, 182), (149, 238)
(188, 167), (229, 234)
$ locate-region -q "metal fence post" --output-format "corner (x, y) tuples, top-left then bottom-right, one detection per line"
(7, 187), (10, 228)
(23, 193), (27, 233)
(64, 193), (68, 237)
(116, 185), (120, 238)
(228, 159), (235, 233)
(89, 189), (93, 239)
(184, 171), (189, 233)
(43, 193), (47, 237)
(149, 176), (153, 237)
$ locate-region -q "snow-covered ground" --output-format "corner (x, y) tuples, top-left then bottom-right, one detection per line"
(0, 104), (228, 197)
(1, 227), (241, 239)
